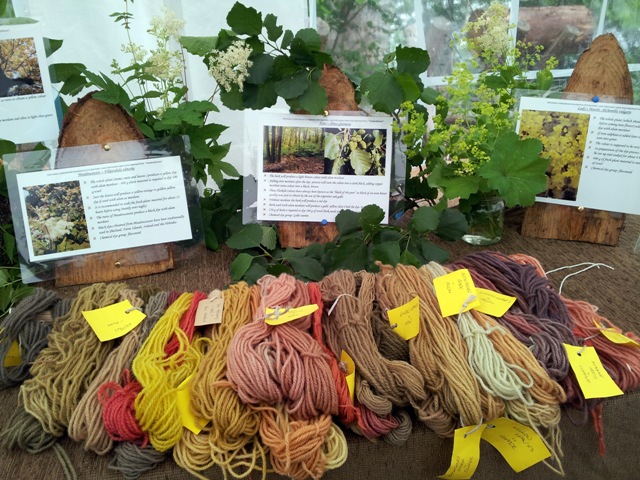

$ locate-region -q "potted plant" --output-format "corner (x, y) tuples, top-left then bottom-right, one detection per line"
(425, 2), (556, 245)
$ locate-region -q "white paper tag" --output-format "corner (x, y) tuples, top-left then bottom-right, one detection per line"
(195, 291), (224, 326)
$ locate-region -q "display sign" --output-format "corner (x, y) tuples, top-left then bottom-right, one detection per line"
(0, 23), (59, 144)
(517, 97), (640, 215)
(254, 112), (393, 223)
(14, 156), (192, 262)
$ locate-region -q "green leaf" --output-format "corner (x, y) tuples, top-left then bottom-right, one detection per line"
(263, 13), (283, 42)
(241, 81), (278, 110)
(415, 238), (450, 263)
(372, 241), (401, 267)
(59, 74), (89, 95)
(3, 228), (16, 260)
(227, 2), (262, 36)
(335, 209), (360, 236)
(287, 256), (324, 281)
(395, 45), (430, 77)
(281, 30), (294, 49)
(294, 28), (322, 52)
(275, 70), (309, 99)
(260, 225), (277, 250)
(49, 63), (85, 83)
(359, 205), (385, 232)
(420, 87), (442, 105)
(243, 262), (269, 284)
(324, 132), (340, 160)
(399, 249), (421, 267)
(179, 36), (218, 56)
(44, 38), (63, 57)
(0, 0), (7, 16)
(219, 85), (245, 110)
(226, 223), (264, 249)
(427, 162), (483, 200)
(247, 54), (275, 84)
(290, 80), (327, 115)
(332, 237), (368, 271)
(436, 208), (467, 241)
(360, 71), (403, 114)
(349, 149), (372, 175)
(393, 71), (422, 102)
(410, 206), (439, 233)
(230, 252), (255, 281)
(478, 133), (548, 207)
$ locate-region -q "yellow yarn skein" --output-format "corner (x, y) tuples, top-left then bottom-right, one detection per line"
(133, 292), (202, 452)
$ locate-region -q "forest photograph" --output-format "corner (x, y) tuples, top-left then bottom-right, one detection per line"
(0, 36), (44, 98)
(519, 110), (590, 201)
(263, 125), (387, 176)
(23, 180), (91, 256)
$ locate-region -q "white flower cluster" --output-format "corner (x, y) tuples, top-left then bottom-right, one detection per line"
(208, 40), (253, 92)
(121, 42), (147, 64)
(148, 7), (185, 41)
(43, 217), (74, 241)
(146, 7), (185, 82)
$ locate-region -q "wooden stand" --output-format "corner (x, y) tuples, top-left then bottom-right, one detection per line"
(53, 93), (174, 286)
(521, 34), (633, 245)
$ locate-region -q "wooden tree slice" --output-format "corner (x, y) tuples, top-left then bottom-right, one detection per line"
(522, 34), (632, 245)
(54, 92), (174, 286)
(278, 65), (360, 247)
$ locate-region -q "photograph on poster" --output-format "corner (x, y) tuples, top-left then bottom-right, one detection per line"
(0, 37), (44, 98)
(262, 125), (387, 176)
(23, 180), (90, 256)
(0, 23), (59, 144)
(519, 109), (591, 201)
(256, 112), (393, 223)
(15, 156), (193, 262)
(516, 97), (640, 215)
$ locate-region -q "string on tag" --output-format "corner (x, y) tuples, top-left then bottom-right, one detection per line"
(462, 417), (483, 438)
(263, 306), (291, 321)
(545, 262), (614, 296)
(327, 293), (355, 316)
(457, 294), (477, 319)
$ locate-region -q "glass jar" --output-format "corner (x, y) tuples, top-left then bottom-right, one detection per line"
(462, 195), (505, 246)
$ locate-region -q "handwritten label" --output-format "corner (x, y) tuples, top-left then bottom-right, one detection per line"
(176, 374), (209, 434)
(474, 288), (516, 317)
(4, 340), (22, 367)
(82, 300), (146, 342)
(340, 350), (356, 402)
(195, 291), (224, 326)
(439, 424), (486, 479)
(265, 304), (319, 326)
(387, 296), (420, 340)
(433, 269), (480, 317)
(564, 343), (624, 399)
(594, 321), (640, 347)
(481, 417), (551, 472)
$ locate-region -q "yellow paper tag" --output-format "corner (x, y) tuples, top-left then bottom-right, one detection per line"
(265, 304), (319, 326)
(481, 417), (551, 472)
(474, 288), (517, 317)
(82, 300), (146, 342)
(4, 340), (22, 367)
(176, 374), (209, 434)
(433, 269), (480, 317)
(340, 350), (356, 402)
(387, 296), (420, 340)
(564, 343), (624, 399)
(195, 292), (224, 327)
(438, 424), (486, 479)
(594, 321), (640, 347)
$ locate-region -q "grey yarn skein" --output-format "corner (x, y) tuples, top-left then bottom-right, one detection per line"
(0, 288), (61, 389)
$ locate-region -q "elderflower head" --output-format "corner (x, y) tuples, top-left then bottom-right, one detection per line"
(208, 40), (253, 92)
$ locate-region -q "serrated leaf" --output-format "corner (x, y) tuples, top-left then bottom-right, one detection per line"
(227, 2), (262, 36)
(360, 71), (403, 114)
(359, 204), (385, 232)
(291, 80), (327, 115)
(281, 30), (294, 49)
(275, 70), (309, 99)
(243, 262), (269, 284)
(287, 256), (324, 281)
(416, 238), (449, 263)
(427, 162), (483, 200)
(396, 45), (430, 77)
(420, 87), (442, 105)
(410, 206), (439, 233)
(179, 36), (218, 56)
(241, 81), (278, 109)
(294, 28), (322, 51)
(267, 263), (293, 277)
(372, 241), (401, 267)
(393, 71), (422, 102)
(332, 237), (368, 271)
(49, 63), (85, 83)
(230, 253), (256, 281)
(478, 132), (548, 207)
(263, 14), (283, 42)
(436, 208), (467, 241)
(335, 209), (360, 236)
(260, 226), (277, 250)
(399, 249), (421, 267)
(247, 54), (275, 84)
(226, 223), (264, 249)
